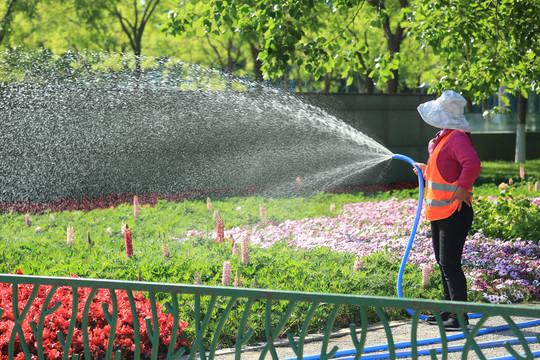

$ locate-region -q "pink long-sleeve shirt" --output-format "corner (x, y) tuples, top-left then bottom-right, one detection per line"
(428, 129), (482, 189)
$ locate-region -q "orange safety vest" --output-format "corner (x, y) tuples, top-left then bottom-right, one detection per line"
(424, 130), (473, 221)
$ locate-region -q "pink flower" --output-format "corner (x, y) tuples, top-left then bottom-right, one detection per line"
(222, 261), (232, 285)
(206, 197), (213, 212)
(422, 265), (434, 289)
(241, 235), (250, 263)
(353, 257), (363, 271)
(499, 182), (509, 191)
(520, 166), (525, 179)
(508, 178), (514, 185)
(24, 214), (31, 227)
(133, 195), (139, 218)
(66, 226), (75, 245)
(215, 213), (224, 243)
(535, 181), (539, 192)
(124, 225), (133, 259)
(259, 203), (266, 218)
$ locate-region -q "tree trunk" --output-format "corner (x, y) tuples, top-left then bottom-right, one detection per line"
(249, 43), (264, 91)
(369, 0), (408, 93)
(515, 94), (527, 163)
(364, 73), (374, 93)
(324, 73), (332, 93)
(385, 33), (400, 93)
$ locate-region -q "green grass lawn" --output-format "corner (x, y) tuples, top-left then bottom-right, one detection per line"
(477, 158), (540, 184)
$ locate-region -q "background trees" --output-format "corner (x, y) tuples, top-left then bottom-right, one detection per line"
(414, 0), (540, 163)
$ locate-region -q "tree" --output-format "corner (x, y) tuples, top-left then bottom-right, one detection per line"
(0, 0), (39, 46)
(415, 0), (540, 163)
(163, 0), (416, 93)
(71, 0), (165, 76)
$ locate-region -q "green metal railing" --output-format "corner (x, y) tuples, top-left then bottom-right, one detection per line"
(1, 274), (539, 360)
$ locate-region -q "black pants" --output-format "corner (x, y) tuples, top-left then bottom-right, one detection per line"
(430, 205), (473, 302)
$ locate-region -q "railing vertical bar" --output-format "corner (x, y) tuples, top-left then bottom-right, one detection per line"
(319, 303), (340, 360)
(410, 310), (420, 359)
(60, 286), (79, 360)
(351, 305), (369, 360)
(148, 292), (160, 360)
(288, 302), (319, 360)
(457, 313), (485, 360)
(260, 300), (297, 360)
(103, 289), (119, 360)
(9, 283), (39, 360)
(209, 297), (238, 359)
(431, 313), (448, 360)
(189, 295), (218, 360)
(235, 298), (256, 360)
(126, 290), (142, 360)
(32, 285), (59, 360)
(165, 294), (180, 359)
(500, 315), (532, 360)
(81, 288), (99, 360)
(375, 307), (395, 359)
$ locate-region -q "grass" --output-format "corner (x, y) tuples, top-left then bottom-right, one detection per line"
(477, 158), (540, 184)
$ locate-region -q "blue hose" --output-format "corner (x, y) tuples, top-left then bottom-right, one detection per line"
(286, 154), (540, 360)
(391, 154), (426, 319)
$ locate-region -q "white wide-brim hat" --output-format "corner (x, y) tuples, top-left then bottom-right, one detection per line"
(417, 90), (472, 132)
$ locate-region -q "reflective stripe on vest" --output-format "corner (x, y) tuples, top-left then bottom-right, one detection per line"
(424, 130), (472, 221)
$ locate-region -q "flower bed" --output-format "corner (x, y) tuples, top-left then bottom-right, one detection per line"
(0, 271), (188, 360)
(186, 197), (540, 304)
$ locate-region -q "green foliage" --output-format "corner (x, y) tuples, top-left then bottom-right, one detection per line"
(413, 0), (540, 102)
(472, 187), (540, 243)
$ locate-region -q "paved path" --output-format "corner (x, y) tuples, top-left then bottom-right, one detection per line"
(207, 315), (540, 360)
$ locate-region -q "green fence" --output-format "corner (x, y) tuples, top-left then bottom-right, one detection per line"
(1, 274), (539, 360)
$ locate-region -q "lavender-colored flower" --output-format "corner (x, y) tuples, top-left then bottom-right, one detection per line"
(24, 214), (31, 227)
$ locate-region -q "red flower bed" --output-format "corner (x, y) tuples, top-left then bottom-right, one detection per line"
(0, 182), (416, 215)
(0, 271), (189, 360)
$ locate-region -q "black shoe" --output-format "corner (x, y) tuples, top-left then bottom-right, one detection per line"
(443, 313), (470, 332)
(425, 311), (451, 325)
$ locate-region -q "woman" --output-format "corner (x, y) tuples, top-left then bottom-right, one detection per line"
(414, 90), (482, 331)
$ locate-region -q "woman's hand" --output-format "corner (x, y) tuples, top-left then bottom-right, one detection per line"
(413, 163), (426, 178)
(451, 186), (472, 211)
